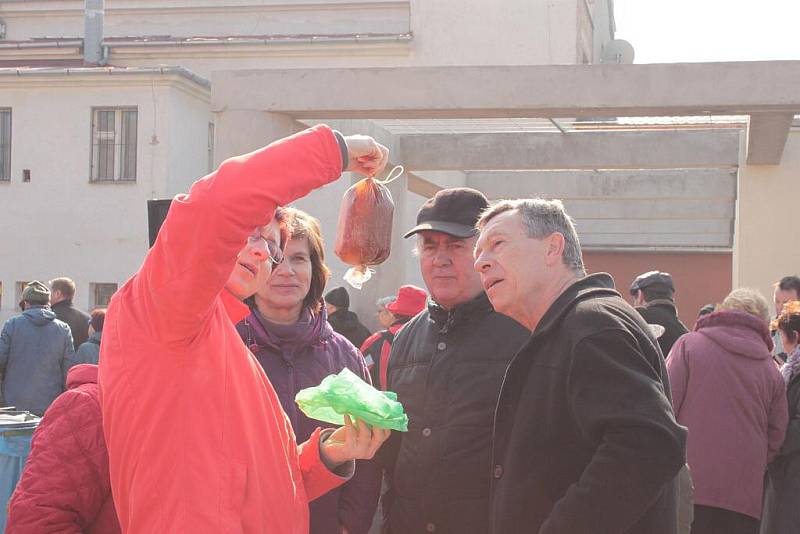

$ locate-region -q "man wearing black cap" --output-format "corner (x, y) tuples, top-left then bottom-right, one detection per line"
(630, 271), (689, 357)
(375, 188), (529, 534)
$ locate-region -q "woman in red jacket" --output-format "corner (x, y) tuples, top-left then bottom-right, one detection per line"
(99, 126), (390, 533)
(6, 364), (120, 534)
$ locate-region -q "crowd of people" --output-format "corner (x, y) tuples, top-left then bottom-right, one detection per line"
(1, 125), (799, 534)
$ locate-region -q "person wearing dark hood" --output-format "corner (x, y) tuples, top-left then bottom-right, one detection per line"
(237, 208), (381, 534)
(325, 286), (371, 348)
(630, 270), (689, 357)
(0, 281), (75, 415)
(375, 188), (529, 533)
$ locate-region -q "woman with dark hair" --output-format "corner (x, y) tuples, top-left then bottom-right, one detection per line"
(74, 308), (106, 365)
(237, 207), (382, 534)
(761, 300), (800, 533)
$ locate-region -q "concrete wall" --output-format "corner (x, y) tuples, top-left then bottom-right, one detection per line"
(735, 129), (800, 303)
(166, 88), (212, 195)
(0, 0), (411, 40)
(407, 0), (579, 66)
(0, 78), (209, 322)
(1, 0), (605, 77)
(467, 169), (737, 248)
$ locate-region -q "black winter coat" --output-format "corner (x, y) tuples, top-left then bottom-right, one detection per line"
(327, 309), (371, 349)
(491, 274), (687, 534)
(635, 299), (688, 357)
(377, 293), (529, 534)
(760, 369), (800, 534)
(51, 300), (90, 351)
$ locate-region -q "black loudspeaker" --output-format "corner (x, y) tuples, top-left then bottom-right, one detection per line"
(147, 199), (173, 247)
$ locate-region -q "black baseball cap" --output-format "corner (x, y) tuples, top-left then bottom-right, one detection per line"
(403, 188), (489, 239)
(629, 271), (675, 296)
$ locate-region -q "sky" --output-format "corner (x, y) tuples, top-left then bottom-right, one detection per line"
(613, 0), (800, 63)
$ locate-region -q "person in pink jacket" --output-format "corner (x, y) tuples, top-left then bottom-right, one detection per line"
(667, 288), (788, 534)
(99, 125), (390, 533)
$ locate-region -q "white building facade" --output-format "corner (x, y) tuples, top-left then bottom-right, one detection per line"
(0, 0), (618, 324)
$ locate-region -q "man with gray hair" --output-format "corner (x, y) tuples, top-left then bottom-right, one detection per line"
(474, 198), (687, 534)
(375, 188), (529, 533)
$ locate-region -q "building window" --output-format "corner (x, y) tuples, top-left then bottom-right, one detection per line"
(91, 107), (137, 182)
(207, 122), (215, 173)
(90, 282), (118, 308)
(0, 109), (10, 181)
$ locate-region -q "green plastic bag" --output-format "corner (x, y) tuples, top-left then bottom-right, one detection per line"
(295, 368), (408, 432)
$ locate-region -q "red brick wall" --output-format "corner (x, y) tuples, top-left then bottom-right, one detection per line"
(582, 251), (733, 327)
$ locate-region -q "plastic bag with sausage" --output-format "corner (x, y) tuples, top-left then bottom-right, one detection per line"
(334, 167), (402, 288)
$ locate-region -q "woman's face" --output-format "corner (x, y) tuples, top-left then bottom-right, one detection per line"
(257, 237), (313, 314)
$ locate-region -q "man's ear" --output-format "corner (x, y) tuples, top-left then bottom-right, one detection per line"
(544, 233), (566, 266)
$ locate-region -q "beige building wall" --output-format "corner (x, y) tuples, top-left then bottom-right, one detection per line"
(0, 0), (603, 76)
(734, 128), (800, 303)
(0, 74), (210, 321)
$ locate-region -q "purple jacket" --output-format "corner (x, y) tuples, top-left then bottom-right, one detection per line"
(667, 309), (788, 519)
(237, 305), (381, 534)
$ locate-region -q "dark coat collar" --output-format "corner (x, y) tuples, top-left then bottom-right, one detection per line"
(428, 292), (493, 334)
(530, 273), (619, 339)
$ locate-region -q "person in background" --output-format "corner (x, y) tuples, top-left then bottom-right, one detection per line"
(376, 296), (397, 330)
(376, 188), (530, 533)
(694, 303), (716, 330)
(667, 288), (787, 534)
(771, 275), (800, 362)
(237, 207), (381, 534)
(474, 198), (686, 534)
(6, 363), (120, 533)
(99, 125), (391, 533)
(360, 285), (427, 390)
(74, 308), (106, 366)
(325, 286), (371, 348)
(0, 281), (75, 416)
(630, 270), (689, 357)
(360, 296), (395, 380)
(761, 300), (800, 533)
(49, 277), (91, 351)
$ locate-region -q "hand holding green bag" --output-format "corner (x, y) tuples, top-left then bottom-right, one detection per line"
(295, 368), (408, 432)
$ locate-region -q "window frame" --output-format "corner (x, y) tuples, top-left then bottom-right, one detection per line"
(90, 282), (118, 309)
(90, 107), (138, 183)
(0, 108), (11, 182)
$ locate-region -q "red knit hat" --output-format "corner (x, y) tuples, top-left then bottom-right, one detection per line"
(386, 285), (428, 318)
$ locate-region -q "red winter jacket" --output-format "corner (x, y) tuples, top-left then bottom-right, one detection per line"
(360, 322), (406, 390)
(6, 364), (120, 534)
(99, 126), (350, 534)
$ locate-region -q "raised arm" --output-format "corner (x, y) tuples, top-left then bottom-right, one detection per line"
(132, 126), (345, 344)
